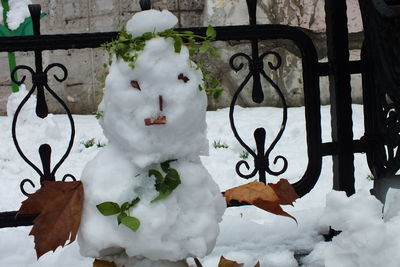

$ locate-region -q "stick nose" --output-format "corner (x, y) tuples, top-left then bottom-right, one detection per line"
(159, 95), (163, 111)
(144, 95), (166, 126)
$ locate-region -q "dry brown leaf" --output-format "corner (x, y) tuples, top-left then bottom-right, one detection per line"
(269, 179), (299, 205)
(218, 256), (244, 267)
(224, 179), (299, 222)
(18, 181), (84, 258)
(93, 259), (118, 267)
(253, 261), (260, 267)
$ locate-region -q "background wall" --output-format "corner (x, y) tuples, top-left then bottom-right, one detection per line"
(0, 0), (363, 114)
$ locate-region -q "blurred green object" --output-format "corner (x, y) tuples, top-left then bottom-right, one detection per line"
(1, 0), (45, 92)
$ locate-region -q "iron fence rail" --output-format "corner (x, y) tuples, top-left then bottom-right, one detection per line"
(0, 0), (377, 228)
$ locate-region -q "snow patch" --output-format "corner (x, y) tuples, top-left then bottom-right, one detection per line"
(7, 85), (36, 122)
(7, 0), (32, 30)
(126, 9), (178, 37)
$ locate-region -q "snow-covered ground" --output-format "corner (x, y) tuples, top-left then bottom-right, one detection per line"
(1, 104), (398, 267)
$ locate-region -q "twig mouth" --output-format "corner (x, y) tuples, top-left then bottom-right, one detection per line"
(144, 116), (167, 126)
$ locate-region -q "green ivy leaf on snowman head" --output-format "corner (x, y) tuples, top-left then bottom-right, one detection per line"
(102, 25), (223, 99)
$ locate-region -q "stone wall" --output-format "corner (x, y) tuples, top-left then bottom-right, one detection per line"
(0, 0), (364, 114)
(203, 0), (364, 110)
(0, 0), (206, 114)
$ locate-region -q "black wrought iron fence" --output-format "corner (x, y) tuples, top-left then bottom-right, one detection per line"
(1, 0), (398, 228)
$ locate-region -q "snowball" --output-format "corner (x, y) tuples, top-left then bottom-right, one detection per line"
(78, 144), (226, 262)
(126, 9), (178, 37)
(7, 0), (32, 31)
(7, 85), (37, 123)
(100, 37), (208, 168)
(384, 188), (400, 222)
(317, 190), (400, 267)
(320, 190), (383, 232)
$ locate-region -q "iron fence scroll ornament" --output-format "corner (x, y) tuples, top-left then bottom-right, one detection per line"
(11, 4), (76, 197)
(229, 0), (322, 197)
(360, 0), (400, 179)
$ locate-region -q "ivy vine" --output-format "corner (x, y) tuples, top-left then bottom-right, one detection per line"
(102, 25), (223, 99)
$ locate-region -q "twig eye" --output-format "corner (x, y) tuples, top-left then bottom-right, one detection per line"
(178, 73), (189, 83)
(130, 80), (141, 90)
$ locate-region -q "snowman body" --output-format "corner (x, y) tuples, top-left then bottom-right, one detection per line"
(78, 10), (226, 266)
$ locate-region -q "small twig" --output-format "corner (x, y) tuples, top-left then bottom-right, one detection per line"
(194, 257), (203, 267)
(144, 116), (167, 126)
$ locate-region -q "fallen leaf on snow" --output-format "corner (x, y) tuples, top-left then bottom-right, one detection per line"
(224, 179), (299, 222)
(93, 259), (117, 267)
(218, 256), (244, 267)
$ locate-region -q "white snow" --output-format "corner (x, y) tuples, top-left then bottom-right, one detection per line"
(6, 85), (36, 121)
(126, 9), (178, 37)
(0, 7), (396, 267)
(6, 0), (32, 30)
(2, 103), (397, 267)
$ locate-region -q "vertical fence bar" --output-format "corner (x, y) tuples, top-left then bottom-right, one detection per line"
(325, 0), (355, 196)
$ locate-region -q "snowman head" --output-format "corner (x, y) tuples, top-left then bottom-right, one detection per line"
(99, 10), (209, 168)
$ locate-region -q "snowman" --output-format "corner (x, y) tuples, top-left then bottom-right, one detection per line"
(77, 9), (226, 267)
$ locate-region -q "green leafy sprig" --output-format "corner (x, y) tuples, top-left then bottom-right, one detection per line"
(97, 197), (141, 232)
(149, 160), (181, 202)
(95, 110), (103, 120)
(102, 25), (223, 98)
(213, 140), (229, 149)
(96, 160), (181, 232)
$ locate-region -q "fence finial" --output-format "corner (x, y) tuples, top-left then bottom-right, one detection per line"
(28, 4), (41, 36)
(140, 0), (152, 10)
(246, 0), (257, 25)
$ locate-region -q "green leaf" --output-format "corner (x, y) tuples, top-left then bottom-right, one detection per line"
(211, 76), (219, 88)
(121, 202), (130, 211)
(174, 36), (183, 53)
(116, 43), (129, 56)
(206, 25), (217, 39)
(149, 169), (164, 185)
(142, 32), (154, 40)
(199, 42), (210, 54)
(121, 216), (141, 232)
(165, 169), (181, 190)
(160, 160), (176, 173)
(151, 189), (173, 203)
(212, 87), (224, 99)
(160, 161), (170, 173)
(96, 202), (121, 216)
(117, 211), (128, 225)
(156, 183), (169, 193)
(209, 47), (220, 57)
